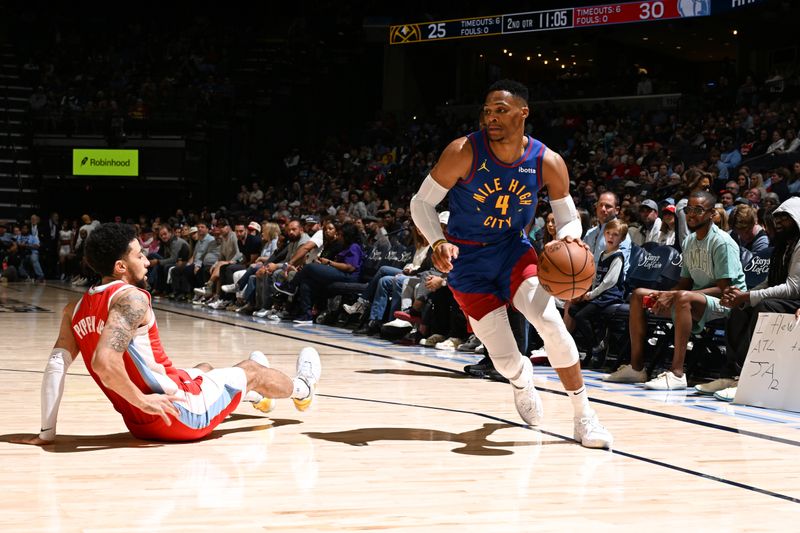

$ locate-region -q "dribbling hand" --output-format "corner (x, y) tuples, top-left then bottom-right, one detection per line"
(432, 242), (459, 273)
(561, 235), (590, 252)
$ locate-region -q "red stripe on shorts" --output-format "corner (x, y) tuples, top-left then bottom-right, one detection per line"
(450, 287), (506, 321)
(510, 247), (539, 299)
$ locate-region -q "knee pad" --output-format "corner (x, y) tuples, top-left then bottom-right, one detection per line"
(468, 307), (526, 383)
(512, 278), (579, 368)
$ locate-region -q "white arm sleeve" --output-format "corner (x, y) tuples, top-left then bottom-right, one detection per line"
(410, 174), (449, 246)
(39, 349), (74, 442)
(551, 195), (582, 239)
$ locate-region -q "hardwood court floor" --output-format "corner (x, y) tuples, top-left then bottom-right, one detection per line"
(2, 283), (800, 531)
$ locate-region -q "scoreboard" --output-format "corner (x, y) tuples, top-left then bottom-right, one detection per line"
(389, 0), (709, 44)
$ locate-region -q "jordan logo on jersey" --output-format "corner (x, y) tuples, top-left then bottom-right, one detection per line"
(471, 177), (535, 229)
(477, 159), (490, 173)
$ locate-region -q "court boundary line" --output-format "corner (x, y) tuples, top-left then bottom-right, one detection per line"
(15, 286), (800, 505)
(322, 393), (800, 505)
(144, 302), (800, 449)
(43, 284), (800, 446)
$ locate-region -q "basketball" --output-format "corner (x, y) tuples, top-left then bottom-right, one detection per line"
(538, 240), (595, 300)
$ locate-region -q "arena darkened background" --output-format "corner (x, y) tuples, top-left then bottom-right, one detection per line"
(0, 0), (794, 220)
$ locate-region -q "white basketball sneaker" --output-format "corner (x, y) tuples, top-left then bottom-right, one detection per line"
(574, 412), (613, 449)
(513, 357), (544, 426)
(293, 347), (322, 411)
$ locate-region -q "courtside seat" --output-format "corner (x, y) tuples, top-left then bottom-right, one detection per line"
(324, 242), (413, 325)
(742, 247), (772, 290)
(602, 244), (683, 363)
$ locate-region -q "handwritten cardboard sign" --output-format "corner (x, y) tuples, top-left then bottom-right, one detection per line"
(735, 313), (800, 413)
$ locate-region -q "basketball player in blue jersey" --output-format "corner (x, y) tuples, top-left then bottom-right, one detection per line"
(410, 80), (612, 448)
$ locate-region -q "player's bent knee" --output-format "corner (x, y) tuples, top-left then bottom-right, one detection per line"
(468, 308), (525, 379)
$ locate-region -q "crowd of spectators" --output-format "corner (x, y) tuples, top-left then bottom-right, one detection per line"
(3, 68), (800, 405)
(14, 9), (249, 137)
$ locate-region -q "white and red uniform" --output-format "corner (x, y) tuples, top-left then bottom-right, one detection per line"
(71, 280), (246, 441)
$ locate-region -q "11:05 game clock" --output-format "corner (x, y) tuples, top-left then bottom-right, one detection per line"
(389, 0), (711, 44)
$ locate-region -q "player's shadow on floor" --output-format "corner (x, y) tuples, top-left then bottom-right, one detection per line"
(1, 417), (302, 453)
(305, 422), (566, 455)
(355, 369), (469, 379)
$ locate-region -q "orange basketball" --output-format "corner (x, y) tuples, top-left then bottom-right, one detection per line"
(538, 240), (595, 300)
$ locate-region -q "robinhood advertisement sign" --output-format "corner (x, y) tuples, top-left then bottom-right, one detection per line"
(73, 149), (139, 176)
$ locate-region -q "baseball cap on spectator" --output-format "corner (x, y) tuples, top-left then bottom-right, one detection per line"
(624, 181), (637, 188)
(303, 215), (319, 225)
(639, 199), (658, 211)
(362, 215), (379, 222)
(217, 218), (230, 227)
(661, 205), (676, 214)
(247, 221), (261, 232)
(189, 226), (198, 234)
(438, 211), (450, 225)
(734, 197), (752, 206)
(289, 200), (301, 207)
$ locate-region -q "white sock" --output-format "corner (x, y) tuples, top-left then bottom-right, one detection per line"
(292, 377), (311, 400)
(244, 390), (263, 403)
(249, 350), (270, 367)
(245, 351), (270, 402)
(568, 386), (593, 419)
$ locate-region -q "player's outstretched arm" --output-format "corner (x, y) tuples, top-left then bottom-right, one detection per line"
(411, 137), (472, 272)
(541, 149), (584, 243)
(12, 302), (80, 446)
(93, 289), (180, 425)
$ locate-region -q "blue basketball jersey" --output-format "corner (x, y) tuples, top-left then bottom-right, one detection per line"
(447, 129), (546, 245)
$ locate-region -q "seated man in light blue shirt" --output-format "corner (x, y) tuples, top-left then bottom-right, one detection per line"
(605, 191), (746, 390)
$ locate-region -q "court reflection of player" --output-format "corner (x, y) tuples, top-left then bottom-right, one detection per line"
(410, 80), (612, 448)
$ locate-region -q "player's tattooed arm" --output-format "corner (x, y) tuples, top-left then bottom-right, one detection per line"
(91, 289), (154, 408)
(95, 290), (180, 423)
(106, 289), (150, 351)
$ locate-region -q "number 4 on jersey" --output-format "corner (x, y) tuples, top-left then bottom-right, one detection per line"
(495, 194), (510, 215)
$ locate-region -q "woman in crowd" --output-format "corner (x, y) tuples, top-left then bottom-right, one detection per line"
(350, 225), (432, 336)
(281, 223), (365, 324)
(713, 205), (730, 231)
(657, 205), (676, 246)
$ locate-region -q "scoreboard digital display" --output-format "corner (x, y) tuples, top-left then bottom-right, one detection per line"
(389, 0), (709, 44)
